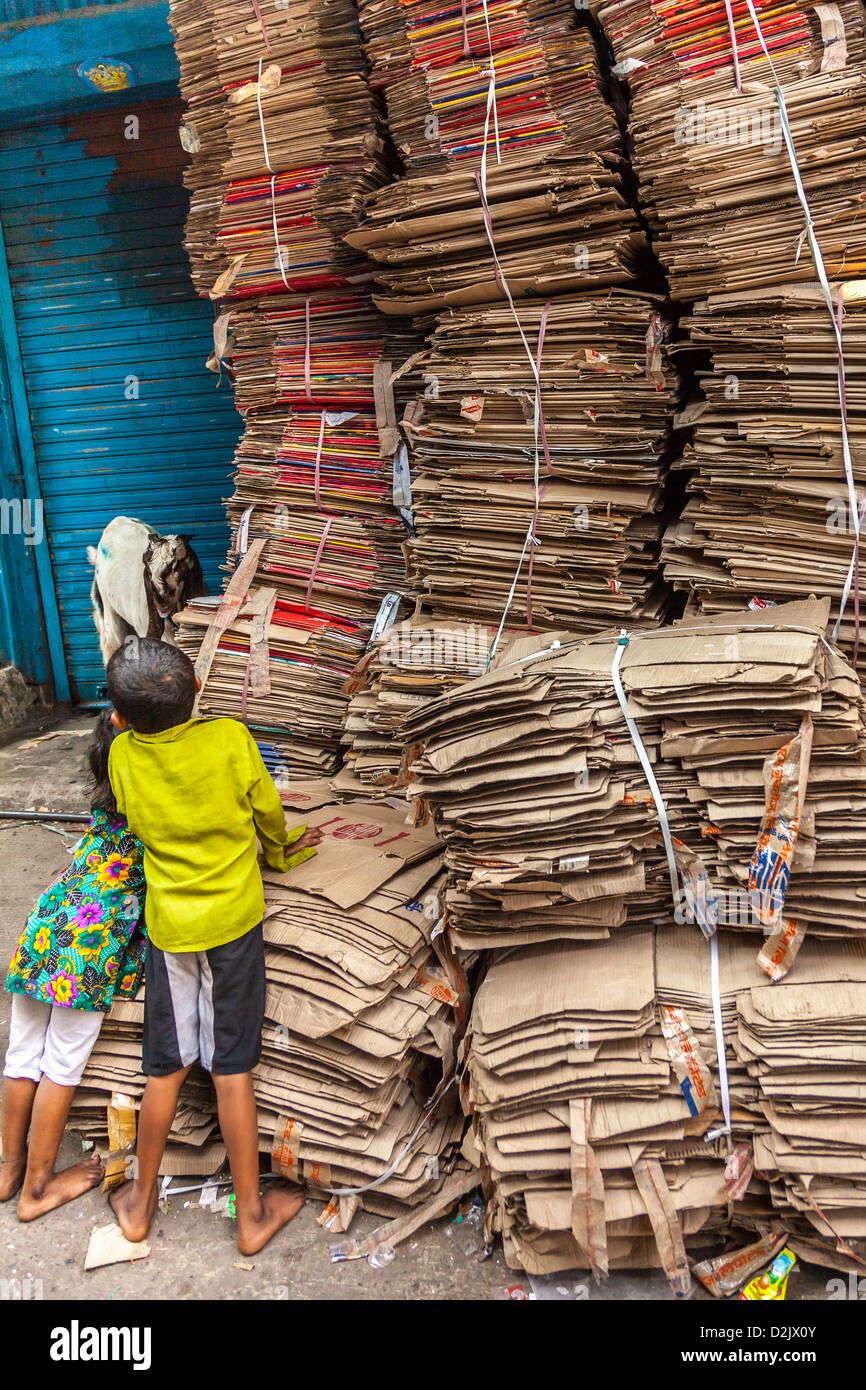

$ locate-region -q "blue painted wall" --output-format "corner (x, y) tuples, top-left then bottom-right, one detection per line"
(0, 98), (242, 699)
(0, 2), (179, 123)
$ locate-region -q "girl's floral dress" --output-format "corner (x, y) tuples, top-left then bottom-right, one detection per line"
(5, 809), (146, 1013)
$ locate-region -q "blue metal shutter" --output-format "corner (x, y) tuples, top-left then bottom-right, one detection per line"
(0, 97), (241, 700)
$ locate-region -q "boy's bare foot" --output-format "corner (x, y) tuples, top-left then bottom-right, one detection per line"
(0, 1156), (26, 1201)
(108, 1179), (158, 1243)
(236, 1181), (304, 1256)
(17, 1156), (104, 1221)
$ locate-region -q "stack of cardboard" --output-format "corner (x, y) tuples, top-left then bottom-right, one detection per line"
(254, 799), (466, 1212)
(588, 0), (866, 301)
(336, 618), (495, 798)
(175, 590), (367, 775)
(359, 0), (623, 175)
(405, 598), (866, 955)
(400, 293), (679, 632)
(169, 0), (420, 776)
(662, 284), (866, 651)
(402, 601), (866, 1277)
(464, 931), (728, 1284)
(737, 969), (866, 1253)
(585, 0), (866, 653)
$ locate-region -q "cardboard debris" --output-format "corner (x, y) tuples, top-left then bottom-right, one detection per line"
(84, 1223), (151, 1271)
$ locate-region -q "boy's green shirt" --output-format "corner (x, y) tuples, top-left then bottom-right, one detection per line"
(108, 716), (312, 953)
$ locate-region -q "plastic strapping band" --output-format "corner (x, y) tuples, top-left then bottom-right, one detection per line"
(249, 0), (272, 53)
(706, 933), (732, 1141)
(256, 57), (289, 291)
(740, 0), (858, 632)
(461, 0), (470, 56)
(722, 0), (743, 92)
(304, 516), (332, 613)
(304, 296), (312, 399)
(237, 504), (255, 559)
(537, 300), (553, 474)
(321, 1075), (457, 1197)
(241, 649), (253, 723)
(526, 481), (551, 628)
(313, 410), (326, 509)
(611, 631), (679, 902)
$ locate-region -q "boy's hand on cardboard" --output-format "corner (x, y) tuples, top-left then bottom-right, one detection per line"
(292, 827), (324, 853)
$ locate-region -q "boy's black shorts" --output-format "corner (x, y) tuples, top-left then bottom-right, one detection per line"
(142, 922), (265, 1076)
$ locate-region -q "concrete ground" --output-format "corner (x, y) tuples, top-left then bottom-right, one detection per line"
(0, 709), (836, 1302)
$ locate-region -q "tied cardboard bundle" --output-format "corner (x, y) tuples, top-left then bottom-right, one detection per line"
(465, 924), (866, 1285)
(399, 293), (679, 634)
(175, 589), (368, 776)
(463, 931), (726, 1287)
(336, 619), (496, 799)
(168, 0), (420, 775)
(404, 599), (866, 960)
(358, 0), (622, 176)
(662, 284), (866, 657)
(168, 0), (387, 300)
(346, 154), (646, 316)
(255, 800), (467, 1212)
(588, 0), (866, 301)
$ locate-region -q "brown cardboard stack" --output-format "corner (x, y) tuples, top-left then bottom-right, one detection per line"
(737, 974), (866, 1251)
(402, 602), (866, 1277)
(168, 0), (421, 777)
(345, 3), (683, 643)
(588, 0), (866, 301)
(336, 618), (495, 798)
(585, 0), (866, 655)
(464, 931), (727, 1283)
(405, 598), (866, 954)
(400, 293), (679, 632)
(254, 800), (466, 1212)
(175, 590), (367, 775)
(662, 284), (866, 652)
(359, 0), (623, 176)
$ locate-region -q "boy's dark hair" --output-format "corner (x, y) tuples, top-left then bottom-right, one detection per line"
(106, 636), (197, 735)
(89, 708), (121, 818)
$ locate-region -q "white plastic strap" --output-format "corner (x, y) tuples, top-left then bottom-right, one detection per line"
(257, 56), (289, 290)
(740, 0), (858, 631)
(321, 1076), (457, 1197)
(706, 933), (732, 1140)
(611, 631), (679, 902)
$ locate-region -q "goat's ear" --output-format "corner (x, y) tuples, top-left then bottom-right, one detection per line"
(87, 546), (98, 565)
(178, 532), (195, 544)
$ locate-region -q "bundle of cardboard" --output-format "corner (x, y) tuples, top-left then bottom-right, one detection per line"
(169, 0), (420, 776)
(402, 601), (866, 1277)
(586, 0), (866, 655)
(359, 0), (622, 175)
(336, 618), (495, 798)
(662, 283), (866, 655)
(465, 923), (866, 1283)
(400, 293), (679, 633)
(175, 588), (368, 775)
(255, 798), (466, 1213)
(588, 0), (866, 301)
(404, 598), (866, 957)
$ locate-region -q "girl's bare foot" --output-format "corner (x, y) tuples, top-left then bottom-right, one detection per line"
(108, 1179), (157, 1243)
(17, 1155), (104, 1221)
(0, 1156), (26, 1202)
(236, 1181), (304, 1256)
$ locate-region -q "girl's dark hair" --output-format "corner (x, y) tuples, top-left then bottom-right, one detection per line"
(89, 709), (121, 817)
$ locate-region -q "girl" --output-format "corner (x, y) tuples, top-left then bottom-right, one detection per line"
(1, 710), (146, 1220)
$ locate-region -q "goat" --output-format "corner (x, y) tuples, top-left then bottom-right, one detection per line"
(88, 515), (206, 666)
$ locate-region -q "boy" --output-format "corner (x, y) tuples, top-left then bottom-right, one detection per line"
(105, 636), (321, 1254)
